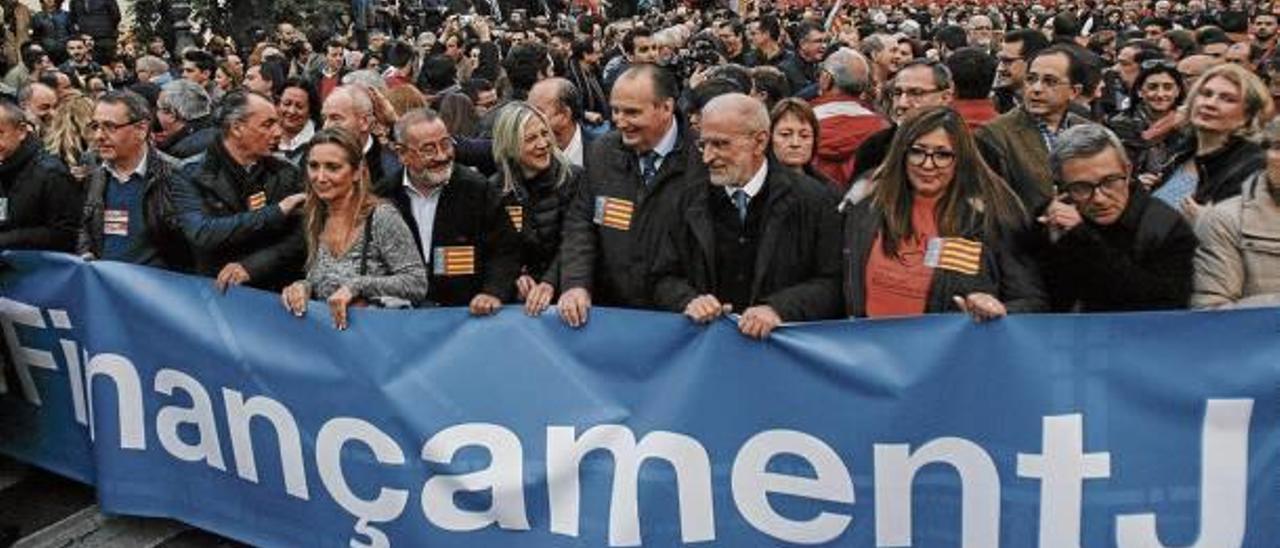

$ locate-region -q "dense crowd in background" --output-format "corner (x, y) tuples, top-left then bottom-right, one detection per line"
(0, 0), (1278, 338)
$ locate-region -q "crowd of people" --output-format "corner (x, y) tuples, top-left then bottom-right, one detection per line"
(1, 0), (1279, 339)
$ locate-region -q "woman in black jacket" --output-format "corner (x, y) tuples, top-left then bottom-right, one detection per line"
(489, 102), (586, 315)
(841, 106), (1046, 320)
(1152, 63), (1271, 222)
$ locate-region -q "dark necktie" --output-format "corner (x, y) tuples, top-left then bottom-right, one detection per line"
(639, 152), (659, 186)
(732, 189), (749, 223)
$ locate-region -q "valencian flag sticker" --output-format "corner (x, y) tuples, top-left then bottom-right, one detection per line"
(924, 237), (982, 275)
(247, 191), (268, 211)
(433, 246), (476, 276)
(505, 206), (524, 232)
(593, 196), (633, 231)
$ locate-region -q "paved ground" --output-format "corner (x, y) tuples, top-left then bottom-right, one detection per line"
(0, 456), (243, 548)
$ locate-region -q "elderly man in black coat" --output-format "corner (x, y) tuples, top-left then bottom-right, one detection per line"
(1036, 124), (1197, 312)
(651, 93), (843, 339)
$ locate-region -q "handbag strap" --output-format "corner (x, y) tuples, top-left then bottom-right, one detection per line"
(358, 213), (374, 276)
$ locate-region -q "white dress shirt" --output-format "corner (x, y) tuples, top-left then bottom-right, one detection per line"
(403, 171), (444, 262)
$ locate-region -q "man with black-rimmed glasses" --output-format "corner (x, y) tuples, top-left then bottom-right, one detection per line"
(1034, 124), (1195, 312)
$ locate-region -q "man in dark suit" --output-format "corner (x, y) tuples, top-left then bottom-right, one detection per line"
(651, 93), (843, 339)
(556, 64), (708, 326)
(375, 108), (520, 313)
(170, 91), (307, 292)
(528, 77), (597, 170)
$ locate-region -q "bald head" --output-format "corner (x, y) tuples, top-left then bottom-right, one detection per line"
(1177, 54), (1220, 85)
(702, 92), (770, 134)
(821, 47), (871, 97)
(528, 77), (581, 141)
(322, 85), (374, 140)
(699, 93), (770, 187)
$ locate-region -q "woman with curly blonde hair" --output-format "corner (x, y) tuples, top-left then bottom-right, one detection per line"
(42, 92), (96, 183)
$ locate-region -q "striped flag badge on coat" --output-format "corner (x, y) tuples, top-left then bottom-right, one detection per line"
(505, 206), (524, 232)
(593, 196), (634, 231)
(433, 246), (477, 276)
(247, 191), (267, 211)
(924, 237), (983, 275)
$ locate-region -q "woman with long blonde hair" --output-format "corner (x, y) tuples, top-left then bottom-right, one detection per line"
(280, 127), (428, 329)
(490, 101), (585, 315)
(42, 92), (96, 182)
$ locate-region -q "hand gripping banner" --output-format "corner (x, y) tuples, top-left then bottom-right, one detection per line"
(0, 252), (1277, 547)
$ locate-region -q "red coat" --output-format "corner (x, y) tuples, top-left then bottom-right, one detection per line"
(809, 94), (888, 191)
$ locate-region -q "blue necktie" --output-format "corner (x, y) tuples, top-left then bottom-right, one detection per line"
(639, 152), (659, 186)
(733, 189), (749, 223)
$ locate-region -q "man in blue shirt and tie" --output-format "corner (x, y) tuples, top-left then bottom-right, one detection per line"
(557, 64), (708, 326)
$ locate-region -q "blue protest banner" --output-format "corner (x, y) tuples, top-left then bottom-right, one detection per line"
(0, 252), (1276, 547)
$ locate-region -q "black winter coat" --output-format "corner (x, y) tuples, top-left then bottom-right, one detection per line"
(170, 140), (305, 290)
(494, 163), (585, 288)
(1160, 134), (1263, 205)
(559, 124), (707, 308)
(651, 164), (844, 321)
(842, 198), (1048, 317)
(380, 166), (522, 306)
(160, 117), (220, 161)
(0, 136), (81, 251)
(1035, 190), (1196, 312)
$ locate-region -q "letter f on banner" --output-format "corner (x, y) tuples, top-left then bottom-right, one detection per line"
(1115, 399), (1252, 548)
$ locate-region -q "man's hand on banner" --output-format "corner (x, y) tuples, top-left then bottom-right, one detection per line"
(684, 294), (730, 324)
(469, 293), (503, 316)
(738, 305), (781, 339)
(214, 263), (251, 293)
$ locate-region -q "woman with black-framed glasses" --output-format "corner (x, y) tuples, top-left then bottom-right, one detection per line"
(840, 106), (1046, 321)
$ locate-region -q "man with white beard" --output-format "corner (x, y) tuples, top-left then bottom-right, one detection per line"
(650, 93), (842, 339)
(376, 108), (521, 312)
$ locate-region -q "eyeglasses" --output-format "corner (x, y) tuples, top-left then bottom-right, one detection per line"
(696, 134), (752, 153)
(1141, 59), (1177, 71)
(1025, 73), (1070, 88)
(1059, 173), (1129, 201)
(396, 137), (454, 158)
(906, 146), (956, 168)
(996, 54), (1023, 65)
(88, 119), (143, 134)
(891, 87), (943, 100)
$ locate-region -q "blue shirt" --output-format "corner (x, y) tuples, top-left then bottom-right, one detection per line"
(102, 172), (157, 265)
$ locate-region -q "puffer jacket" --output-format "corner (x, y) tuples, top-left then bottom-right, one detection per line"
(494, 163), (585, 288)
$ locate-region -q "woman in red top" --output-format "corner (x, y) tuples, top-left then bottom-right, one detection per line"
(840, 106), (1047, 321)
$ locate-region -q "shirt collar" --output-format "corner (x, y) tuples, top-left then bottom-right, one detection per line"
(725, 159), (768, 200)
(651, 119), (678, 158)
(105, 148), (148, 183)
(564, 124), (584, 164)
(281, 120), (316, 152)
(364, 135), (375, 155)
